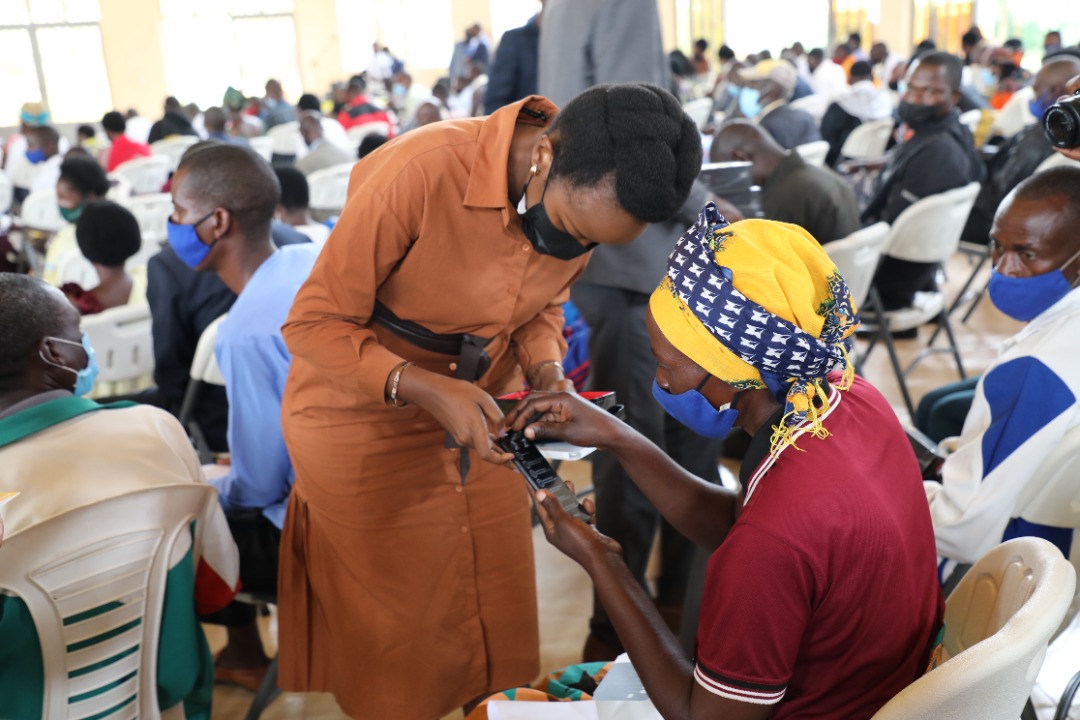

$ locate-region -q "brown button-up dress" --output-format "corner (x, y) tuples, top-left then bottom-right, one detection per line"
(278, 96), (586, 718)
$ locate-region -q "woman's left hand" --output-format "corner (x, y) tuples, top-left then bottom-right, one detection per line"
(531, 481), (620, 570)
(527, 361), (575, 393)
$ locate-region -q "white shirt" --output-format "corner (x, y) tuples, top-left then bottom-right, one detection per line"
(811, 61), (850, 107)
(836, 80), (894, 122)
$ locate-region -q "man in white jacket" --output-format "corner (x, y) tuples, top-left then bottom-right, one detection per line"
(926, 166), (1080, 584)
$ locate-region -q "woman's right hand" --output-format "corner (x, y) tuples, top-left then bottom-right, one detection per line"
(504, 391), (629, 450)
(398, 369), (512, 465)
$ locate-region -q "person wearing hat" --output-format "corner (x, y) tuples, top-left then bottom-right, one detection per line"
(507, 206), (944, 719)
(737, 59), (822, 149)
(1, 102), (49, 178)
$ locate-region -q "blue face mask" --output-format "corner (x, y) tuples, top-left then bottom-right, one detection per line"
(652, 376), (742, 438)
(979, 67), (997, 89)
(897, 79), (907, 95)
(738, 86), (762, 118)
(988, 247), (1080, 322)
(1029, 94), (1053, 122)
(25, 148), (46, 164)
(726, 83), (741, 98)
(41, 334), (99, 396)
(167, 211), (217, 270)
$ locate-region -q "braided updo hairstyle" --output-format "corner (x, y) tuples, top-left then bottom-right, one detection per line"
(547, 82), (702, 224)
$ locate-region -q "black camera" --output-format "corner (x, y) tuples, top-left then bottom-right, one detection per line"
(1043, 90), (1080, 150)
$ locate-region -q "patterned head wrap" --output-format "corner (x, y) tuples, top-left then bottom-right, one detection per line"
(649, 204), (860, 454)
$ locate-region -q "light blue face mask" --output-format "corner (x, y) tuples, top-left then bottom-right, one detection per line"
(897, 79), (908, 95)
(979, 67), (997, 89)
(652, 375), (742, 438)
(738, 86), (763, 118)
(41, 334), (99, 396)
(726, 83), (741, 98)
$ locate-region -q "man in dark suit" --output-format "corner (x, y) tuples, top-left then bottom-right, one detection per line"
(484, 10), (541, 113)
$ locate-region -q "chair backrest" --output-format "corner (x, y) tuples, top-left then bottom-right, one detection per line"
(248, 136), (274, 162)
(826, 222), (891, 308)
(192, 314), (226, 386)
(794, 140), (830, 167)
(149, 136), (199, 172)
(1034, 151), (1080, 174)
(0, 168), (13, 214)
(0, 484), (216, 720)
(682, 98), (714, 131)
(787, 94), (822, 116)
(112, 156), (171, 195)
(267, 121), (304, 156)
(20, 190), (66, 232)
(840, 118), (895, 160)
(870, 537), (1076, 720)
(55, 248), (99, 288)
(307, 162), (354, 213)
(118, 192), (172, 248)
(81, 304), (154, 385)
(105, 173), (133, 201)
(884, 182), (980, 264)
(347, 121), (393, 150)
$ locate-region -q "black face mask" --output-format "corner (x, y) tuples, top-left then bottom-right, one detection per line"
(519, 164), (597, 261)
(898, 100), (944, 130)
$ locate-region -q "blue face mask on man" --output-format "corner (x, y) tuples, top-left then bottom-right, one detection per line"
(167, 211), (217, 270)
(40, 334), (99, 396)
(652, 374), (742, 438)
(738, 86), (763, 118)
(1029, 93), (1055, 122)
(25, 148), (46, 164)
(988, 247), (1080, 322)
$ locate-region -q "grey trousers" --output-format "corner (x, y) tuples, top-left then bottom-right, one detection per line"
(571, 282), (723, 652)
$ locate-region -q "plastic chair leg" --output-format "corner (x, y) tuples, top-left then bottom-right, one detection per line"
(243, 656), (281, 720)
(939, 311), (967, 379)
(869, 288), (916, 417)
(929, 251), (990, 345)
(961, 276), (991, 324)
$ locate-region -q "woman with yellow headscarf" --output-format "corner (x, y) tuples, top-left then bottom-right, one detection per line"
(505, 205), (944, 720)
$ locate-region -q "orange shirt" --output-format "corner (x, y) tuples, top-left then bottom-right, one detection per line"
(282, 95), (585, 420)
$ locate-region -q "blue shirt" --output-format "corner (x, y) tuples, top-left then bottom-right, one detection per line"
(210, 244), (319, 528)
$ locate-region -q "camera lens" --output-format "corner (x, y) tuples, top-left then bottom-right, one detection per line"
(1043, 93), (1080, 149)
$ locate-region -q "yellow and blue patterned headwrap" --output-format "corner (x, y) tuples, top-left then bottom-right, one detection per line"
(649, 203), (860, 454)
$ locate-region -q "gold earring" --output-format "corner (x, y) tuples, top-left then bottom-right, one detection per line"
(529, 164), (539, 176)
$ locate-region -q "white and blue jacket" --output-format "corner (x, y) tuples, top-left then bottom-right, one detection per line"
(926, 289), (1080, 582)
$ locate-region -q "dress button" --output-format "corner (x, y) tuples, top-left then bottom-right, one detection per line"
(449, 362), (458, 371)
(460, 525), (469, 533)
(455, 486), (463, 493)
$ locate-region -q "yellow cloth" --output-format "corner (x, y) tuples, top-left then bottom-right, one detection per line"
(649, 214), (859, 453)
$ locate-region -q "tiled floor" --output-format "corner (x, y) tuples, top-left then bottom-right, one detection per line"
(209, 254), (1020, 719)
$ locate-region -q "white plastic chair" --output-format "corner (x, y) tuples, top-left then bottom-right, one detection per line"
(178, 314), (226, 463)
(307, 162), (354, 214)
(118, 193), (172, 247)
(19, 190), (66, 232)
(112, 156), (171, 196)
(0, 484), (217, 720)
(870, 537), (1076, 720)
(55, 249), (99, 289)
(248, 136), (274, 163)
(795, 140), (830, 167)
(149, 136), (199, 172)
(0, 168), (13, 214)
(859, 182), (981, 415)
(840, 118), (895, 160)
(826, 222), (891, 310)
(267, 121), (305, 158)
(787, 94), (822, 117)
(682, 98), (714, 131)
(346, 121), (393, 151)
(106, 173), (133, 201)
(81, 304), (154, 388)
(1035, 152), (1080, 173)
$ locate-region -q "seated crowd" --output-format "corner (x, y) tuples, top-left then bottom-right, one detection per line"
(1, 16), (1080, 720)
